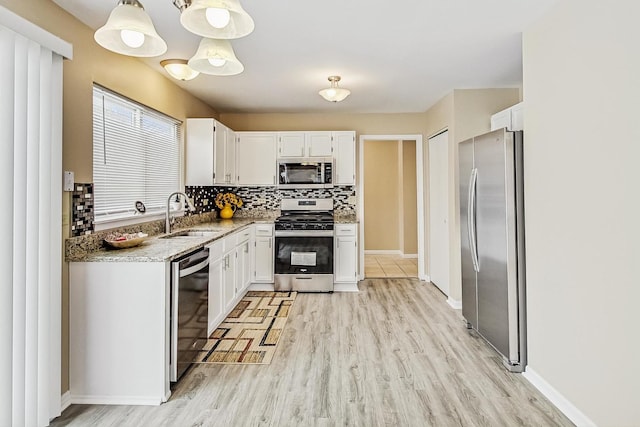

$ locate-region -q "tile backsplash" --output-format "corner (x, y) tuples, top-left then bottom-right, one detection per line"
(185, 186), (356, 216)
(71, 183), (94, 237)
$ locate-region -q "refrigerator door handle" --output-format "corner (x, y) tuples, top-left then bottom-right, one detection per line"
(468, 168), (479, 272)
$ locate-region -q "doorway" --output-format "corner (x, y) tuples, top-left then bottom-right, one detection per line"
(358, 135), (425, 281)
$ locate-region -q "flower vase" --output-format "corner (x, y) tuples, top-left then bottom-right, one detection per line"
(219, 204), (235, 219)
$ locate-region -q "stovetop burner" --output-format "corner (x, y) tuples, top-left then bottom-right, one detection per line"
(275, 199), (334, 231)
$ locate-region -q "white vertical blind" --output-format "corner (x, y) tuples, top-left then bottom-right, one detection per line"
(93, 86), (180, 220)
(0, 5), (70, 426)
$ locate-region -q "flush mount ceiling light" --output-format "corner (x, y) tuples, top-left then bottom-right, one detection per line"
(188, 38), (244, 76)
(319, 76), (351, 102)
(160, 59), (200, 81)
(179, 0), (255, 39)
(94, 0), (167, 57)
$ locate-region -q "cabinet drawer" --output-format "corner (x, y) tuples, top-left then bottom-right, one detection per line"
(206, 239), (224, 260)
(254, 224), (273, 237)
(235, 227), (252, 245)
(334, 224), (356, 236)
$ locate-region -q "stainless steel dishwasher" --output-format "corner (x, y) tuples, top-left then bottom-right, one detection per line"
(170, 248), (209, 382)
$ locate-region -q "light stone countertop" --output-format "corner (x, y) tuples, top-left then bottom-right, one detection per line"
(334, 214), (358, 224)
(67, 218), (272, 263)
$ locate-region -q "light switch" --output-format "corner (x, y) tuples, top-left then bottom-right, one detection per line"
(63, 171), (75, 192)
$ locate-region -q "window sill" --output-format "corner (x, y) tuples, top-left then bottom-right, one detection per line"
(94, 210), (185, 232)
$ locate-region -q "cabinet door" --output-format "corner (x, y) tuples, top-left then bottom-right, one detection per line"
(208, 255), (224, 334)
(253, 237), (274, 282)
(510, 102), (524, 131)
(237, 132), (277, 185)
(226, 129), (236, 185)
(335, 236), (358, 283)
(306, 132), (333, 157)
(333, 131), (356, 185)
(278, 132), (305, 158)
(213, 121), (227, 185)
(185, 118), (214, 186)
(237, 240), (251, 292)
(223, 251), (236, 312)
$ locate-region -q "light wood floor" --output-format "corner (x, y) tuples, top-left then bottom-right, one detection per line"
(365, 254), (418, 278)
(52, 279), (574, 427)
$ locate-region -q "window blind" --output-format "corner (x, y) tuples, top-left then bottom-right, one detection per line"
(92, 86), (180, 220)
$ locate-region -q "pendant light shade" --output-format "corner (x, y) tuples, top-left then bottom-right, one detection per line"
(160, 59), (200, 81)
(94, 0), (167, 57)
(188, 38), (244, 76)
(319, 76), (351, 102)
(180, 0), (255, 39)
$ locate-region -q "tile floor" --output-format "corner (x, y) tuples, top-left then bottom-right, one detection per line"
(364, 253), (418, 278)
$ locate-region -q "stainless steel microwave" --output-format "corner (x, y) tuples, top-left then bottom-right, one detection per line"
(278, 158), (333, 189)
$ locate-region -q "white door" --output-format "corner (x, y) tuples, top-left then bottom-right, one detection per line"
(428, 131), (450, 295)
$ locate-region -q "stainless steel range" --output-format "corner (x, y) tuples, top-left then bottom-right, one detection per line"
(274, 198), (334, 292)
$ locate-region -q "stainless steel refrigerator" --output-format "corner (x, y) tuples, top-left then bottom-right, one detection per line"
(459, 128), (526, 372)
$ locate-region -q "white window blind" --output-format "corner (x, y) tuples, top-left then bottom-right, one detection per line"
(93, 86), (180, 221)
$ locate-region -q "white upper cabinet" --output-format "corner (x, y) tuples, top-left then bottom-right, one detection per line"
(236, 132), (277, 186)
(333, 131), (356, 185)
(185, 118), (215, 186)
(277, 131), (334, 158)
(213, 121), (236, 186)
(306, 132), (333, 157)
(277, 132), (306, 157)
(490, 102), (524, 132)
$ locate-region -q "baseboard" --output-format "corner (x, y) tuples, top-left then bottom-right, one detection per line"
(419, 274), (430, 282)
(523, 367), (597, 427)
(402, 253), (418, 259)
(447, 298), (462, 310)
(70, 394), (163, 406)
(364, 250), (402, 255)
(333, 283), (359, 292)
(60, 390), (71, 412)
(248, 283), (275, 291)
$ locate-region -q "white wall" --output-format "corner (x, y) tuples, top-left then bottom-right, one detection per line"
(523, 0), (640, 425)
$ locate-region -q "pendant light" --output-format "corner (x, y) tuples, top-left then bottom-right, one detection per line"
(319, 76), (351, 102)
(160, 59), (200, 81)
(188, 38), (244, 76)
(94, 0), (167, 57)
(180, 0), (255, 39)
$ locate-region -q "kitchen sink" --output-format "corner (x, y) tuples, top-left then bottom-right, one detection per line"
(160, 230), (220, 239)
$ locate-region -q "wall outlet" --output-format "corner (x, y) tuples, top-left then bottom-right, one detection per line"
(348, 196), (357, 205)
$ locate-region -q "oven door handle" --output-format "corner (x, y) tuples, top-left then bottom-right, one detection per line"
(275, 230), (334, 237)
(178, 258), (210, 278)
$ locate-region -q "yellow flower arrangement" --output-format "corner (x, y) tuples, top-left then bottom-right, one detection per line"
(215, 192), (243, 210)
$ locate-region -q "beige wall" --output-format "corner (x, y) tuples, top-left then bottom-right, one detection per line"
(523, 0), (639, 424)
(363, 141), (400, 251)
(401, 141), (418, 255)
(1, 0), (219, 394)
(220, 112), (428, 135)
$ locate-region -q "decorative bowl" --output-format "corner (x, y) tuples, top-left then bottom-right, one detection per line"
(104, 232), (148, 249)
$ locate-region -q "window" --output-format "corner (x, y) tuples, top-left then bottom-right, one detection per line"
(93, 85), (181, 224)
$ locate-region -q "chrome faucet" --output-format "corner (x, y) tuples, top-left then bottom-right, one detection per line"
(166, 192), (196, 234)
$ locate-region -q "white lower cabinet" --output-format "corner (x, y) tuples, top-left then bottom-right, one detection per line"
(252, 224), (274, 283)
(206, 240), (224, 334)
(207, 226), (255, 334)
(69, 261), (170, 405)
(235, 227), (252, 294)
(334, 224), (358, 284)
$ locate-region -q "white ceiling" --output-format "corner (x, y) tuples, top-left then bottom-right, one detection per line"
(52, 0), (558, 114)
